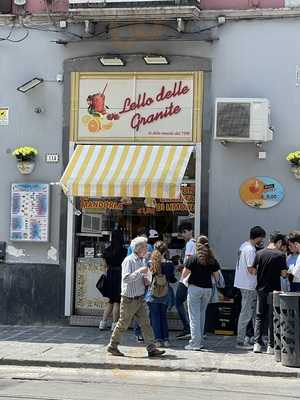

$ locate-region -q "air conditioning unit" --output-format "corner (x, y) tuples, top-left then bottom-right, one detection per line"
(81, 213), (103, 233)
(214, 98), (273, 143)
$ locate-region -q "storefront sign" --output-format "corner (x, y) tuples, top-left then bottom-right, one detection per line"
(137, 185), (195, 215)
(0, 107), (9, 126)
(240, 177), (284, 209)
(70, 72), (202, 143)
(10, 183), (50, 241)
(80, 198), (123, 210)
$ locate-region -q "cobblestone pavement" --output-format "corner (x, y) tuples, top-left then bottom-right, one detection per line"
(0, 325), (299, 378)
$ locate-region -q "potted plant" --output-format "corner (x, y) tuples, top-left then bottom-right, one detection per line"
(286, 150), (300, 179)
(12, 146), (38, 175)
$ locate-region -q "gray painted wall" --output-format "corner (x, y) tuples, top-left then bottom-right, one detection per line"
(0, 18), (299, 268)
(208, 20), (300, 268)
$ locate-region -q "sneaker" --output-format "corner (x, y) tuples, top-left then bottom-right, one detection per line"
(136, 335), (144, 343)
(236, 341), (253, 350)
(148, 348), (166, 358)
(99, 320), (107, 330)
(266, 345), (274, 355)
(154, 341), (163, 348)
(107, 346), (124, 357)
(253, 343), (263, 353)
(176, 331), (191, 340)
(184, 344), (201, 351)
(163, 341), (170, 347)
(111, 322), (117, 332)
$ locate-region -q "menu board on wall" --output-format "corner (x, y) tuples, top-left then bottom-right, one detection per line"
(70, 72), (202, 143)
(10, 183), (50, 242)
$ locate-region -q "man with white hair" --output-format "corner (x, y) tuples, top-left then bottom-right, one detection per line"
(107, 236), (165, 357)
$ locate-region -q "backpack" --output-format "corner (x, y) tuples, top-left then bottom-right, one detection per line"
(150, 265), (168, 298)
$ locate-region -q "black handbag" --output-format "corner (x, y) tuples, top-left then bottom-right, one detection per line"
(96, 274), (109, 298)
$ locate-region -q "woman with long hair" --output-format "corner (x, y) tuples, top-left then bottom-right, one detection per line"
(99, 230), (127, 331)
(146, 241), (177, 347)
(181, 235), (220, 350)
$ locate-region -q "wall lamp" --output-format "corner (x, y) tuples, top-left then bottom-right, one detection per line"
(17, 78), (44, 93)
(143, 56), (169, 65)
(98, 56), (125, 66)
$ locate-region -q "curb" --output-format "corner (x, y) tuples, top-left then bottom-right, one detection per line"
(0, 358), (299, 379)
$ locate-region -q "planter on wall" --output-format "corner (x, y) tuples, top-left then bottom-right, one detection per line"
(291, 165), (300, 179)
(17, 160), (35, 175)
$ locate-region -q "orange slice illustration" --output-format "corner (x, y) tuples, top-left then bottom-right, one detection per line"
(87, 118), (101, 133)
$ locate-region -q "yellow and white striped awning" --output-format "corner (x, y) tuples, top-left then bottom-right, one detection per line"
(60, 145), (193, 199)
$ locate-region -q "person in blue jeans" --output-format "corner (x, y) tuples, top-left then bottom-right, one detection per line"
(182, 235), (220, 351)
(146, 241), (177, 347)
(176, 221), (196, 339)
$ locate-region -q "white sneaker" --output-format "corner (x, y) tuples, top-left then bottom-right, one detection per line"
(111, 322), (117, 331)
(266, 346), (274, 355)
(163, 341), (170, 347)
(253, 343), (263, 353)
(99, 320), (107, 330)
(184, 344), (201, 351)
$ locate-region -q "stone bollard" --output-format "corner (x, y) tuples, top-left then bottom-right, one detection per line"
(280, 293), (300, 367)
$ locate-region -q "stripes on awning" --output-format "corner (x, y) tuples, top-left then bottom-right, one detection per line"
(60, 145), (193, 199)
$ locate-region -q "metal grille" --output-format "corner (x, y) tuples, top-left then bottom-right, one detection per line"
(216, 102), (250, 138)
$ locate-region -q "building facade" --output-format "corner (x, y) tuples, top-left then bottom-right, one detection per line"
(0, 0), (300, 324)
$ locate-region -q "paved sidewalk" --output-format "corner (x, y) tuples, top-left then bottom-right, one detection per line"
(0, 325), (299, 378)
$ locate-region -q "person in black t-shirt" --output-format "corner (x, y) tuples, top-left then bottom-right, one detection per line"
(181, 235), (220, 351)
(253, 232), (288, 354)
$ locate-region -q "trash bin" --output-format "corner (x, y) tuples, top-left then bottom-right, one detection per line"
(273, 291), (282, 362)
(280, 293), (300, 367)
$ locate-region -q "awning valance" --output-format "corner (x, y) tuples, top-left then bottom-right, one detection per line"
(60, 145), (193, 199)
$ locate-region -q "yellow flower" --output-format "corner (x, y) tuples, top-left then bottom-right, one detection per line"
(12, 146), (38, 158)
(287, 151), (300, 164)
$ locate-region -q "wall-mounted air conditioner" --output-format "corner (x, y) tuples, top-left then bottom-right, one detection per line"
(81, 213), (103, 233)
(214, 98), (273, 143)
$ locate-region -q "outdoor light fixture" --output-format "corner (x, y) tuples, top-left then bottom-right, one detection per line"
(17, 78), (44, 93)
(143, 56), (169, 65)
(98, 56), (125, 66)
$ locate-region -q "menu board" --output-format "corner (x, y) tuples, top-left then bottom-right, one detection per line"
(10, 183), (50, 242)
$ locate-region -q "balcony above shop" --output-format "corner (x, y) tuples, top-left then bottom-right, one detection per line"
(68, 0), (201, 21)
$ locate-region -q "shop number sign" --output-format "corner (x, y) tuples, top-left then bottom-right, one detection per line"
(240, 176), (284, 209)
(70, 72), (202, 143)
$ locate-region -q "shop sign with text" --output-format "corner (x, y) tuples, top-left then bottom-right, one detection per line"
(70, 72), (202, 143)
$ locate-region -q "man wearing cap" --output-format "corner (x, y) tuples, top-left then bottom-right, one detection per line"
(127, 228), (159, 256)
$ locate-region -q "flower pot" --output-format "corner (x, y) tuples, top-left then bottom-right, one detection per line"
(291, 165), (300, 179)
(17, 160), (35, 175)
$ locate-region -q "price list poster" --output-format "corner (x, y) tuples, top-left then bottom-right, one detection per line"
(10, 183), (50, 242)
